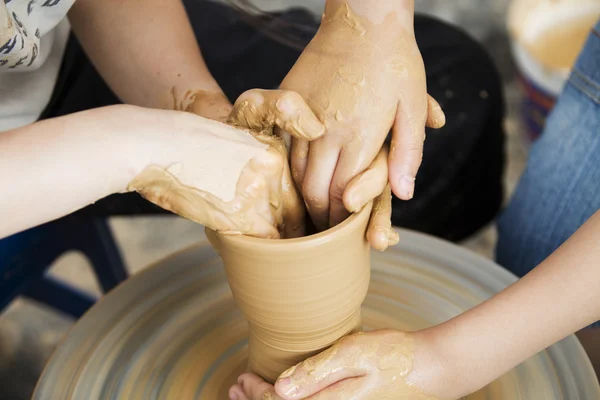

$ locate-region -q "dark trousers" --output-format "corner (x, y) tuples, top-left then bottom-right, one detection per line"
(42, 0), (505, 242)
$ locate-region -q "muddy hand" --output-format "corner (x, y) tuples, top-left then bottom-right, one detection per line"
(231, 330), (448, 400)
(228, 89), (326, 143)
(127, 115), (301, 239)
(228, 89), (326, 238)
(344, 145), (399, 251)
(172, 88), (234, 122)
(278, 2), (445, 231)
(230, 92), (397, 248)
(231, 92), (398, 249)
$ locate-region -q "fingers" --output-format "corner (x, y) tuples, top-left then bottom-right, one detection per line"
(238, 149), (284, 239)
(229, 384), (249, 400)
(367, 184), (399, 251)
(231, 373), (283, 400)
(302, 143), (340, 231)
(252, 135), (305, 239)
(388, 93), (428, 201)
(328, 151), (356, 227)
(342, 146), (388, 213)
(243, 216), (282, 240)
(282, 172), (306, 239)
(426, 94), (446, 129)
(279, 151), (306, 239)
(228, 89), (325, 141)
(341, 146), (397, 250)
(290, 138), (309, 191)
(273, 339), (365, 399)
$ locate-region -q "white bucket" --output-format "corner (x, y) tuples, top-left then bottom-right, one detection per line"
(508, 0), (600, 143)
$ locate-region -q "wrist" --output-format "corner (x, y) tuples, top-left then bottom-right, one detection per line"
(406, 329), (460, 400)
(99, 105), (181, 193)
(323, 0), (414, 33)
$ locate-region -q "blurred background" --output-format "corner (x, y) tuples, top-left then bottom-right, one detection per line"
(0, 0), (557, 398)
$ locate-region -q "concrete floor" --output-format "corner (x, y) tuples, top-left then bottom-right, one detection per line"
(0, 0), (529, 399)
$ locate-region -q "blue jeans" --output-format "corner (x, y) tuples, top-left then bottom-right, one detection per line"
(496, 21), (600, 278)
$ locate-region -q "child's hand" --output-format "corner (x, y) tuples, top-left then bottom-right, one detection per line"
(229, 90), (399, 250)
(274, 4), (445, 230)
(229, 330), (450, 400)
(176, 89), (234, 123)
(128, 112), (323, 238)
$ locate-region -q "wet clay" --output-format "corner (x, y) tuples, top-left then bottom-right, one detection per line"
(126, 116), (305, 238)
(33, 232), (599, 399)
(275, 1), (435, 227)
(206, 201), (373, 383)
(171, 88), (232, 122)
(276, 331), (437, 399)
(280, 1), (423, 159)
(509, 0), (600, 70)
(227, 90), (326, 145)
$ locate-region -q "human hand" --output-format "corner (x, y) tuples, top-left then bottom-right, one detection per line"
(276, 2), (445, 230)
(128, 110), (323, 238)
(229, 329), (451, 400)
(174, 88), (233, 122)
(229, 89), (399, 250)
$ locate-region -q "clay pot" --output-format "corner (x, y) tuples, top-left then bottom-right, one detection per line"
(206, 202), (373, 383)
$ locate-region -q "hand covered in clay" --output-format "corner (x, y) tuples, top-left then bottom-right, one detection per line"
(174, 88), (233, 122)
(229, 89), (399, 250)
(128, 112), (323, 239)
(229, 329), (449, 400)
(275, 2), (445, 230)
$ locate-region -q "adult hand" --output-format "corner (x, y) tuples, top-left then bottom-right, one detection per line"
(229, 90), (399, 250)
(277, 2), (445, 230)
(174, 88), (234, 122)
(229, 330), (450, 400)
(128, 110), (323, 239)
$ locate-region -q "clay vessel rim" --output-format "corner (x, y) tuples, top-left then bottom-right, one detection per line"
(209, 201), (373, 249)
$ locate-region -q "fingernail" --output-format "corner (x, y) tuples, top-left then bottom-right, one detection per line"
(230, 392), (238, 400)
(277, 378), (299, 397)
(347, 195), (363, 213)
(398, 175), (415, 200)
(302, 115), (325, 139)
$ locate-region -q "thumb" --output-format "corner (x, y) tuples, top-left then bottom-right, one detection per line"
(367, 184), (399, 251)
(273, 339), (366, 399)
(228, 89), (325, 141)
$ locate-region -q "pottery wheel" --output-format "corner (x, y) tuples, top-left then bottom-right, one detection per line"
(35, 230), (600, 399)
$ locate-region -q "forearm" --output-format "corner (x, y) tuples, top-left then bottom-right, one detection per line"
(426, 211), (600, 397)
(0, 106), (153, 238)
(68, 0), (222, 111)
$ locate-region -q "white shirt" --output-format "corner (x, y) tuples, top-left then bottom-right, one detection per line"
(0, 0), (75, 131)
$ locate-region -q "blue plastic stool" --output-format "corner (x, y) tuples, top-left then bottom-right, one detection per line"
(0, 216), (128, 318)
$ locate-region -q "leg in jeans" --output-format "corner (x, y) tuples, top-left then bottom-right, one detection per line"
(42, 1), (505, 241)
(496, 21), (600, 278)
(495, 20), (600, 373)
